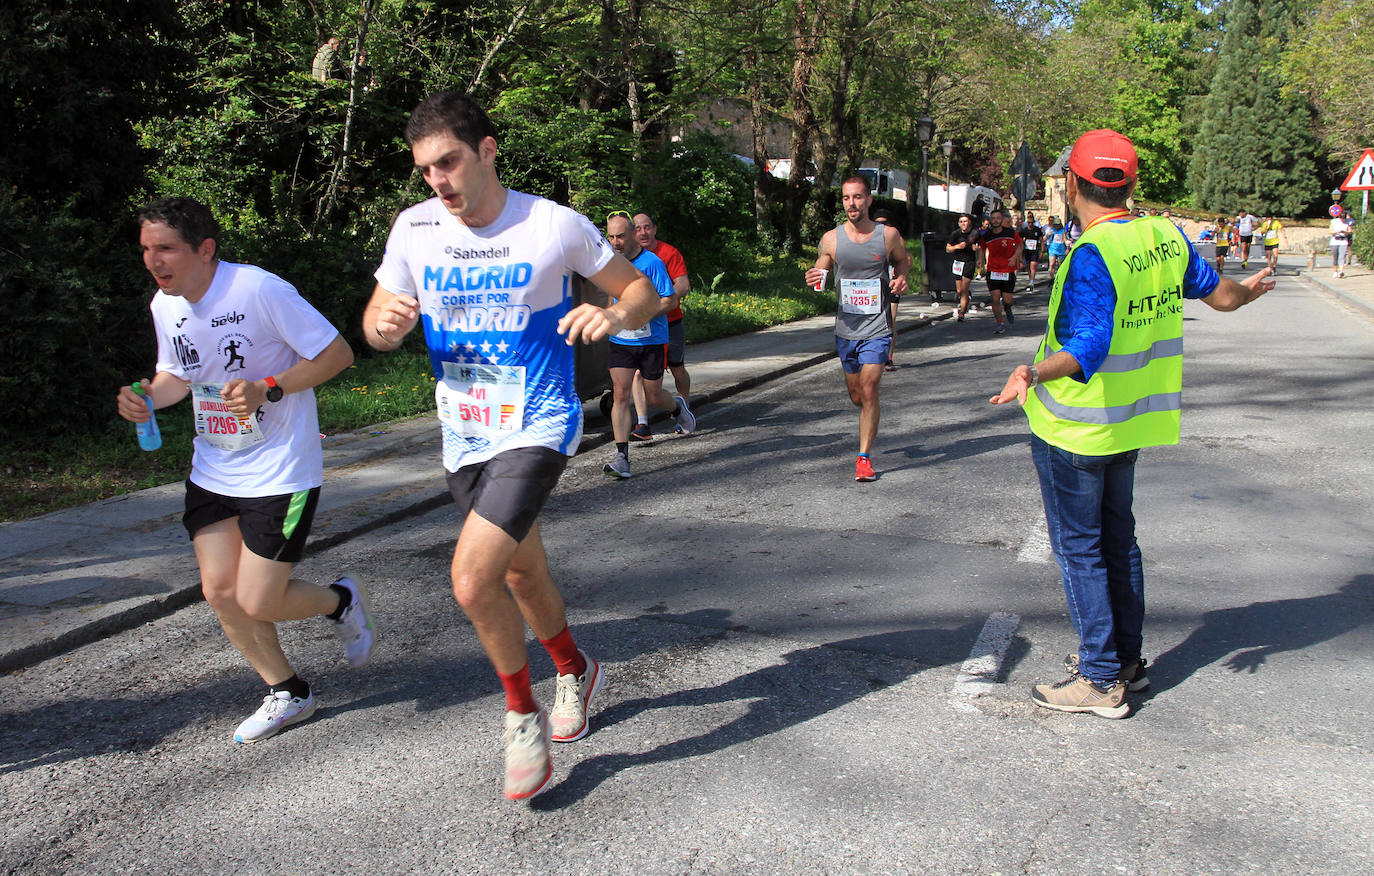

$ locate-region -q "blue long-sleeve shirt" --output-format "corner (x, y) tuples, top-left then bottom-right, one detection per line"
(1057, 219), (1220, 382)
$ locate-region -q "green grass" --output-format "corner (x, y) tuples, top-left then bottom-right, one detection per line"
(684, 251), (833, 342)
(0, 346), (436, 523)
(2, 251), (831, 521)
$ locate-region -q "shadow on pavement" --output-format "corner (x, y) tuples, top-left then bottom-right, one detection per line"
(1144, 573), (1374, 698)
(533, 615), (960, 810)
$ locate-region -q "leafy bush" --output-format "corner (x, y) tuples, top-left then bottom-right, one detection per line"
(0, 192), (152, 443)
(632, 132), (759, 285)
(1352, 215), (1374, 269)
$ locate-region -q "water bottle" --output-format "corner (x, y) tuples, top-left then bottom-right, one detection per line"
(131, 383), (162, 451)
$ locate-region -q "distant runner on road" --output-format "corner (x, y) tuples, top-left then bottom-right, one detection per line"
(362, 91), (662, 801)
(979, 208), (1022, 334)
(117, 197), (366, 746)
(805, 175), (910, 482)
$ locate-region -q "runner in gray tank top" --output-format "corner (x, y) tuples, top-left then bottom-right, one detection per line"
(805, 175), (911, 482)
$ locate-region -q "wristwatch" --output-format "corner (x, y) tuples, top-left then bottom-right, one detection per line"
(264, 376), (284, 403)
(1027, 365), (1040, 386)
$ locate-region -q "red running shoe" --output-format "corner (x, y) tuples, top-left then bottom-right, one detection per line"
(855, 455), (876, 482)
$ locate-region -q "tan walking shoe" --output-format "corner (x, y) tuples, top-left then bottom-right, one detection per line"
(1031, 674), (1128, 719)
(1067, 653), (1150, 692)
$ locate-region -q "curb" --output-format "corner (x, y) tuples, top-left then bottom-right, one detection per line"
(3, 313), (950, 673)
(1297, 268), (1374, 319)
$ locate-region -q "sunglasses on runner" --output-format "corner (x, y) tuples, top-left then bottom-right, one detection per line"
(607, 210), (632, 221)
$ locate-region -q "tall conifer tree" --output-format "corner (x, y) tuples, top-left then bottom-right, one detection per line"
(1187, 0), (1320, 215)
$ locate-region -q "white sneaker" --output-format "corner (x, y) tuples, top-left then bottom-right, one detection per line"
(503, 709), (553, 800)
(672, 395), (696, 434)
(603, 452), (631, 478)
(550, 654), (604, 742)
(333, 576), (376, 667)
(234, 690), (317, 743)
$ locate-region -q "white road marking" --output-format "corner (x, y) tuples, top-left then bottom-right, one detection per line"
(1016, 509), (1053, 564)
(949, 611), (1021, 711)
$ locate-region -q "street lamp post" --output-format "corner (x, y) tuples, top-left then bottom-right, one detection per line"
(915, 116), (935, 301)
(942, 139), (954, 211)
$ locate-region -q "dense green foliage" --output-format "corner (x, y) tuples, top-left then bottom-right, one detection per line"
(1188, 0), (1322, 215)
(1281, 0), (1374, 161)
(0, 0), (1359, 451)
(1352, 216), (1374, 270)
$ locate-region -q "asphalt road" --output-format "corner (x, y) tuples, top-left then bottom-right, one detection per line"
(3, 273), (1372, 875)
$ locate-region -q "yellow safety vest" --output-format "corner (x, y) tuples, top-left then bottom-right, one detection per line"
(1024, 216), (1188, 455)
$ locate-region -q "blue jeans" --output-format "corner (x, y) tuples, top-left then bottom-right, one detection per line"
(1030, 433), (1145, 685)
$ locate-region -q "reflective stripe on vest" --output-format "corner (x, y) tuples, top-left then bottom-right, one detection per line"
(1023, 216), (1188, 455)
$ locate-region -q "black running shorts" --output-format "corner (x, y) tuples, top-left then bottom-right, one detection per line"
(608, 342), (667, 381)
(445, 446), (569, 542)
(987, 276), (1017, 296)
(183, 480), (320, 563)
(667, 320), (686, 368)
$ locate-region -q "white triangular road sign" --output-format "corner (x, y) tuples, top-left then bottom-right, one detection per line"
(1340, 149), (1374, 191)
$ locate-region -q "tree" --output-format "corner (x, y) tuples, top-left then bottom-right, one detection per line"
(0, 0), (187, 441)
(1070, 0), (1219, 204)
(1282, 0), (1374, 162)
(1188, 0), (1322, 216)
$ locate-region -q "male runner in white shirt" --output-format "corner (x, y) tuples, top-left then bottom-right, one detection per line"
(362, 91), (662, 801)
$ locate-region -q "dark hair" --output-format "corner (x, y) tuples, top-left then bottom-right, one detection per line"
(958, 213), (972, 223)
(137, 197), (221, 252)
(405, 91), (499, 151)
(840, 175), (871, 195)
(1071, 169), (1131, 208)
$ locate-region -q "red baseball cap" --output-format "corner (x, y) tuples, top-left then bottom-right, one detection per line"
(1068, 129), (1137, 188)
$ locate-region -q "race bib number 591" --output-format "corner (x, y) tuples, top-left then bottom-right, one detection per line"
(436, 362), (525, 439)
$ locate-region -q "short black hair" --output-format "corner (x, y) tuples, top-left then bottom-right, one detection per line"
(1071, 169), (1131, 208)
(405, 91), (499, 151)
(137, 197), (221, 252)
(840, 175), (871, 195)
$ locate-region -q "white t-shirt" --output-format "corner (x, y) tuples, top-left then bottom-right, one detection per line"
(152, 262), (340, 497)
(1330, 217), (1352, 246)
(373, 190), (615, 471)
(1238, 214), (1255, 235)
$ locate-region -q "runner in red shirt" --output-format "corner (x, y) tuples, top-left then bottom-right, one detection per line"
(978, 208), (1022, 334)
(630, 213), (692, 440)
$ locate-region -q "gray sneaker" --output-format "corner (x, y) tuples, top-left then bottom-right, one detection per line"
(333, 576), (376, 667)
(503, 709), (553, 801)
(603, 452), (631, 478)
(672, 395), (696, 434)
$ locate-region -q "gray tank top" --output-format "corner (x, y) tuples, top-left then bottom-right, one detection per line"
(833, 224), (892, 340)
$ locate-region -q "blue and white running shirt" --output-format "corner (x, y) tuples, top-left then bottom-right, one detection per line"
(374, 190), (615, 471)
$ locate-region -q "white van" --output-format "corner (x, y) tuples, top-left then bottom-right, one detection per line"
(928, 183), (1005, 217)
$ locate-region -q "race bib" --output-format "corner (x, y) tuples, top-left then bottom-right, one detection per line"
(1024, 239), (1038, 250)
(952, 260), (966, 275)
(615, 322), (654, 341)
(839, 278), (882, 314)
(436, 362), (524, 438)
(192, 382), (266, 452)
(990, 271), (1010, 281)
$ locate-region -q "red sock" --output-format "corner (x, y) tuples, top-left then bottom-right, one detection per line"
(497, 664), (539, 715)
(539, 625), (587, 678)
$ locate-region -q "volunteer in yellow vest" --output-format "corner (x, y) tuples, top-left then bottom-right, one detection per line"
(990, 129), (1275, 718)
